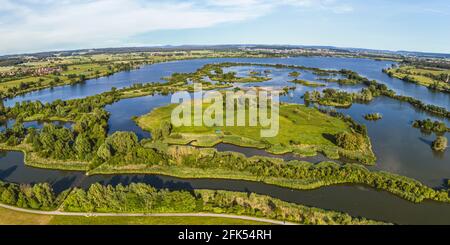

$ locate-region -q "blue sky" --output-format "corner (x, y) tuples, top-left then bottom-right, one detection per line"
(0, 0), (449, 55)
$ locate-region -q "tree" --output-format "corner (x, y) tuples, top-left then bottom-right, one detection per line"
(97, 143), (112, 161)
(104, 132), (138, 155)
(160, 121), (173, 138)
(335, 132), (364, 150)
(152, 128), (163, 141)
(75, 134), (92, 160)
(360, 88), (373, 101)
(1, 187), (17, 205)
(0, 100), (5, 113)
(6, 135), (21, 146)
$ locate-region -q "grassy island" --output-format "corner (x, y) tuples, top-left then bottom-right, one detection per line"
(164, 63), (271, 85)
(135, 102), (375, 164)
(384, 65), (450, 93)
(288, 79), (326, 87)
(304, 88), (373, 107)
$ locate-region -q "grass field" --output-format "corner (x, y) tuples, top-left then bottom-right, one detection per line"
(135, 102), (375, 162)
(0, 207), (54, 225)
(49, 216), (269, 225)
(0, 207), (269, 225)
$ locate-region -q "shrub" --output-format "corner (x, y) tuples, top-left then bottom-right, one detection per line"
(335, 132), (364, 150)
(432, 136), (448, 151)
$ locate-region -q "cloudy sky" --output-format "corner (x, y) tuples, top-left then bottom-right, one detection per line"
(0, 0), (449, 55)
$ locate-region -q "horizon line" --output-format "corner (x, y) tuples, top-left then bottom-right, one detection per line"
(2, 44), (450, 58)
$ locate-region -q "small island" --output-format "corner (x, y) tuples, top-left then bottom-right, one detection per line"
(364, 113), (383, 121)
(288, 79), (326, 87)
(304, 89), (353, 107)
(289, 71), (301, 78)
(432, 136), (448, 152)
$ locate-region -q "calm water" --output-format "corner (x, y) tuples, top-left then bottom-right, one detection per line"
(1, 56), (449, 224)
(105, 95), (172, 140)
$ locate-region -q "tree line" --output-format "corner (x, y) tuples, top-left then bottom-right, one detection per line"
(61, 183), (382, 225)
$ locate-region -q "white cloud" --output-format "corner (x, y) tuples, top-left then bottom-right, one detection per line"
(0, 0), (353, 54)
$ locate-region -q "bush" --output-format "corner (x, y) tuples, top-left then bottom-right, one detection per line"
(432, 136), (448, 151)
(335, 132), (364, 150)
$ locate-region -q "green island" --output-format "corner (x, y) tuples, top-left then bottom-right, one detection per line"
(432, 136), (448, 152)
(364, 113), (383, 121)
(304, 74), (450, 118)
(304, 88), (373, 107)
(289, 71), (301, 78)
(163, 63), (272, 85)
(384, 64), (450, 93)
(412, 119), (449, 134)
(135, 101), (375, 163)
(288, 79), (326, 87)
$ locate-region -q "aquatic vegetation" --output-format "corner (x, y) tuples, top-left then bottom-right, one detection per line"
(304, 89), (353, 107)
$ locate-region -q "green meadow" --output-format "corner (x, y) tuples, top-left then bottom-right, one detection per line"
(135, 102), (375, 162)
